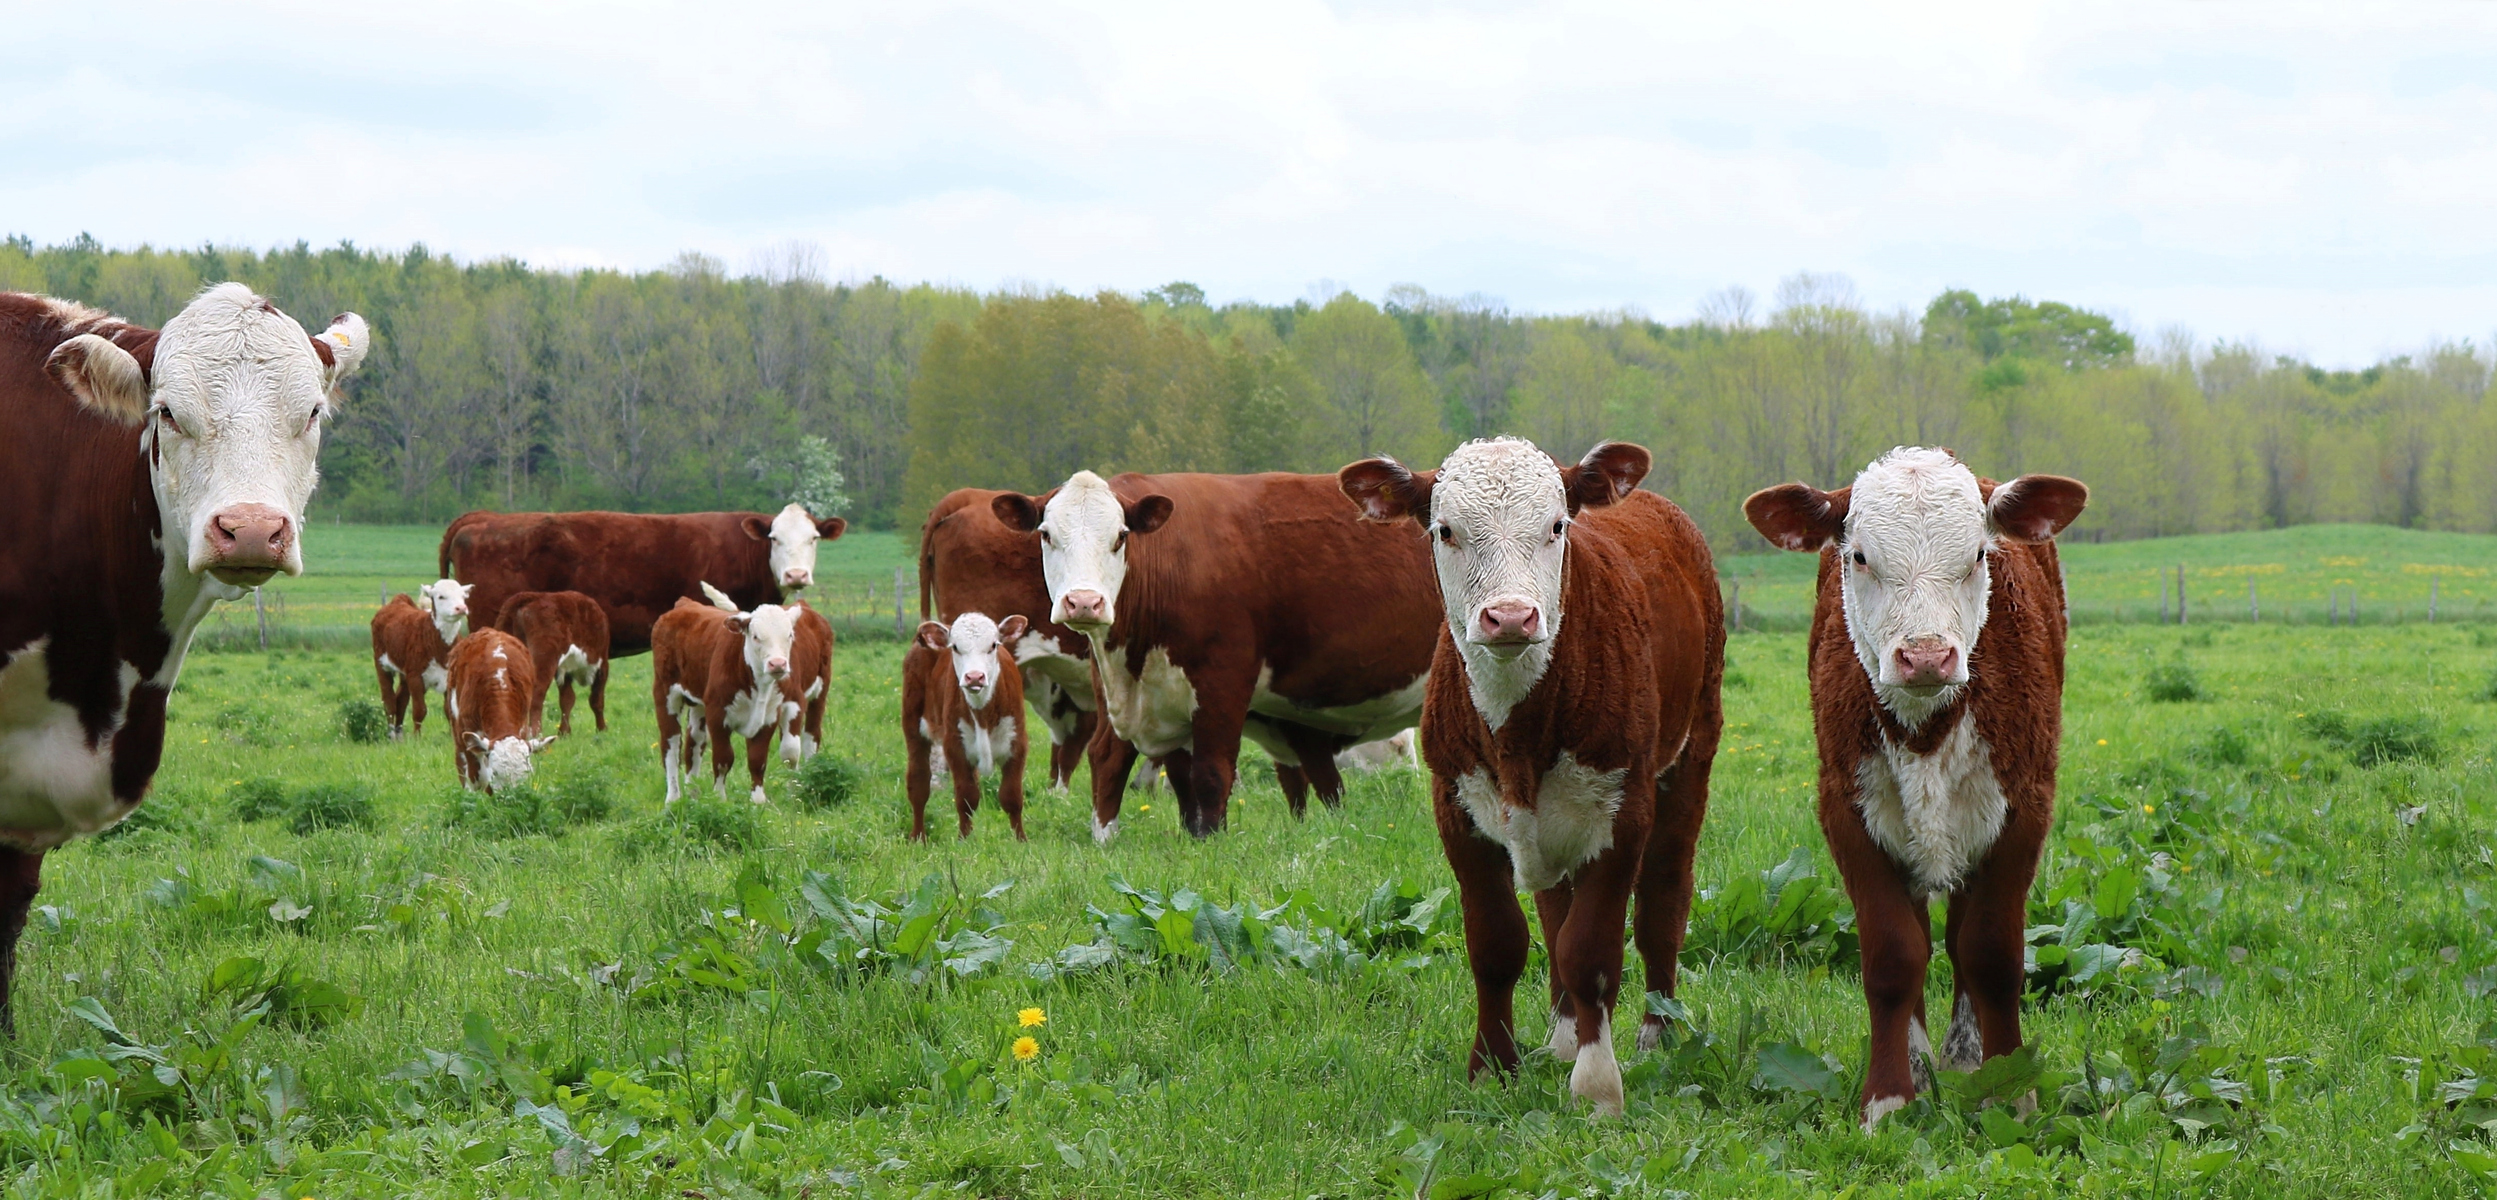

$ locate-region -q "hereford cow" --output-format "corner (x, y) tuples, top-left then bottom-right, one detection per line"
(495, 590), (611, 736)
(902, 613), (1033, 841)
(445, 629), (553, 792)
(1339, 438), (1724, 1116)
(700, 582), (830, 769)
(650, 595), (803, 804)
(918, 488), (1102, 791)
(370, 579), (472, 738)
(441, 501), (845, 655)
(1743, 447), (2087, 1127)
(991, 470), (1441, 839)
(0, 285), (367, 1029)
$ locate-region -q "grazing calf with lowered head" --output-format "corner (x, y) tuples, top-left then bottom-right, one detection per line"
(370, 579), (471, 738)
(1745, 447), (2086, 1127)
(446, 629), (553, 793)
(1340, 438), (1724, 1116)
(902, 613), (1032, 840)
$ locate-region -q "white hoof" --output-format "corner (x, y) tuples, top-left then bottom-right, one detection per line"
(1567, 1015), (1622, 1117)
(750, 786), (769, 805)
(1091, 817), (1119, 846)
(1862, 1094), (1908, 1130)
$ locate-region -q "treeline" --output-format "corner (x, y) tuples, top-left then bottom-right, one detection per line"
(7, 237), (2493, 545)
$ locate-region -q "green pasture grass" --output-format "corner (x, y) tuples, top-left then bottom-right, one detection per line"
(5, 621), (2490, 1195)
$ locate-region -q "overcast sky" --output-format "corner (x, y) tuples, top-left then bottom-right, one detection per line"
(5, 2), (2492, 365)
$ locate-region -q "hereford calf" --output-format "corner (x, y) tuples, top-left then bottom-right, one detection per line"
(780, 602), (833, 767)
(445, 630), (553, 792)
(1744, 447), (2087, 1127)
(1339, 438), (1724, 1116)
(902, 613), (1032, 841)
(369, 579), (471, 738)
(496, 590), (611, 736)
(650, 594), (802, 804)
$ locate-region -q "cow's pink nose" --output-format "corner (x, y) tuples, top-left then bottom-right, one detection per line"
(963, 671), (987, 689)
(1062, 589), (1108, 624)
(206, 504), (291, 572)
(1477, 601), (1541, 642)
(1895, 639), (1958, 686)
(782, 568), (810, 586)
(765, 656), (789, 677)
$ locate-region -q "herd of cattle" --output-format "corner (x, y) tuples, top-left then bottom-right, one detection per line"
(0, 284), (2092, 1128)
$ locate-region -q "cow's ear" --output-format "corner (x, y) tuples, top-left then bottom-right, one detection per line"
(991, 491), (1049, 533)
(917, 621), (950, 652)
(1988, 474), (2088, 543)
(45, 334), (149, 426)
(312, 313), (369, 391)
(740, 516), (771, 541)
(815, 517), (847, 540)
(462, 732), (489, 752)
(997, 615), (1029, 643)
(1123, 494), (1174, 535)
(1744, 483), (1850, 552)
(528, 736), (556, 753)
(1338, 457), (1435, 525)
(724, 615), (750, 636)
(1562, 442), (1650, 513)
(416, 590), (435, 615)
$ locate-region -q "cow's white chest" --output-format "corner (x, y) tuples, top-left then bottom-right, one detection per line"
(1249, 664), (1428, 742)
(422, 662), (448, 693)
(1014, 633), (1093, 698)
(1094, 644), (1196, 756)
(1454, 751), (1629, 892)
(1853, 714), (2008, 896)
(956, 715), (1017, 777)
(0, 641), (141, 850)
(725, 684), (777, 738)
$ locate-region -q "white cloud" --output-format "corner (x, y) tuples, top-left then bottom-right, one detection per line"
(2, 0), (2494, 364)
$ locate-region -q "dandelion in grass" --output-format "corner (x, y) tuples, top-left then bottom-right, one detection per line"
(2096, 739), (2108, 746)
(1012, 1036), (1040, 1061)
(1140, 804), (1151, 812)
(2142, 803), (2156, 814)
(1019, 1007), (1046, 1028)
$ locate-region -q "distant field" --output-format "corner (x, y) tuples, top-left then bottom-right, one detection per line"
(216, 521), (2497, 651)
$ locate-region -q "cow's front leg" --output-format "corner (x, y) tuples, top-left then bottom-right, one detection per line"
(1435, 775), (1527, 1079)
(744, 723), (772, 804)
(707, 710), (736, 800)
(1085, 723), (1138, 844)
(1945, 835), (2044, 1106)
(947, 731), (985, 839)
(1827, 807), (1932, 1127)
(1182, 674), (1253, 836)
(1550, 822), (1649, 1118)
(904, 724), (935, 842)
(0, 850), (43, 1037)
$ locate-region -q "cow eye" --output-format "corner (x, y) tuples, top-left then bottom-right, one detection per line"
(1850, 550), (1867, 567)
(153, 405), (178, 431)
(1550, 520), (1567, 539)
(1037, 527), (1053, 545)
(1435, 523), (1455, 545)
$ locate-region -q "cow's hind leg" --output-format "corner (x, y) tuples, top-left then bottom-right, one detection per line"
(1085, 721), (1139, 844)
(1274, 763), (1310, 818)
(0, 850), (43, 1037)
(1633, 757), (1712, 1051)
(590, 661), (611, 733)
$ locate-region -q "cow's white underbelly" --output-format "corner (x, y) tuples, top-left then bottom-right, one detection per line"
(1854, 713), (2008, 897)
(1248, 665), (1427, 742)
(1093, 644), (1196, 756)
(0, 640), (141, 850)
(1454, 750), (1629, 892)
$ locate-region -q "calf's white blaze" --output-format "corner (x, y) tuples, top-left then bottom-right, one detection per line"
(1427, 439), (1572, 730)
(1033, 471), (1134, 627)
(1836, 448), (1993, 725)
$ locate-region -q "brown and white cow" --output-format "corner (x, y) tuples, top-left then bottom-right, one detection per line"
(496, 590), (611, 737)
(1744, 447), (2087, 1127)
(700, 582), (830, 769)
(992, 470), (1442, 839)
(902, 613), (1032, 841)
(370, 579), (472, 738)
(650, 594), (803, 804)
(1341, 438), (1724, 1116)
(445, 629), (553, 793)
(0, 284), (366, 1030)
(918, 488), (1103, 792)
(442, 501), (845, 655)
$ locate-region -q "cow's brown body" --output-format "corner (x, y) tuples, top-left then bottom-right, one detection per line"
(1803, 507), (2067, 1115)
(649, 600), (784, 802)
(919, 488), (1101, 790)
(783, 604), (833, 763)
(370, 595), (454, 737)
(901, 639), (1030, 841)
(495, 591), (611, 736)
(1003, 472), (1443, 836)
(445, 630), (540, 791)
(441, 511), (826, 655)
(1418, 489), (1724, 1095)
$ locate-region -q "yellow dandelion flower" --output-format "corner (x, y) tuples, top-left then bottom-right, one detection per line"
(2095, 739), (2107, 746)
(2142, 803), (2156, 814)
(1019, 1007), (1046, 1028)
(1012, 1036), (1040, 1061)
(1140, 804), (1151, 812)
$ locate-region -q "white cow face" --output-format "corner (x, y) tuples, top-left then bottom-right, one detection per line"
(1745, 447), (2088, 722)
(96, 285), (364, 587)
(726, 604), (802, 685)
(919, 613), (1031, 710)
(743, 503), (847, 597)
(1341, 438), (1649, 664)
(467, 732), (555, 793)
(992, 471), (1172, 632)
(417, 579), (473, 645)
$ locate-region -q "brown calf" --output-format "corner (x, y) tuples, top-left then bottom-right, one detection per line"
(919, 487), (1106, 792)
(369, 579), (471, 738)
(445, 629), (552, 793)
(780, 603), (833, 766)
(1744, 447), (2087, 1126)
(1340, 439), (1724, 1116)
(650, 596), (804, 804)
(496, 590), (611, 736)
(902, 613), (1032, 840)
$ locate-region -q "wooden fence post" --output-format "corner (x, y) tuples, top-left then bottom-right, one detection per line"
(2431, 577), (2440, 623)
(1728, 580), (1742, 634)
(2248, 579), (2258, 623)
(2175, 563), (2186, 626)
(254, 587), (269, 652)
(894, 568), (908, 638)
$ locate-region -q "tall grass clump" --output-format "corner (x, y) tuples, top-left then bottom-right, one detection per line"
(338, 697), (388, 744)
(227, 778), (290, 822)
(286, 782), (377, 833)
(441, 777), (614, 838)
(791, 753), (864, 810)
(2143, 652), (2202, 702)
(2301, 711), (2440, 766)
(616, 795), (763, 858)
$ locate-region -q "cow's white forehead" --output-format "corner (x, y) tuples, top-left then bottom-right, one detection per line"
(769, 503), (817, 544)
(744, 604), (800, 641)
(948, 612), (1002, 651)
(1044, 470), (1122, 528)
(1433, 438), (1562, 521)
(152, 284), (325, 410)
(1848, 448), (1987, 548)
